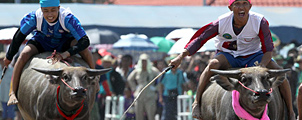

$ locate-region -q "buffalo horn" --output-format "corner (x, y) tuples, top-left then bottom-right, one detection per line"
(267, 68), (291, 77)
(210, 69), (241, 79)
(32, 67), (63, 76)
(86, 68), (112, 76)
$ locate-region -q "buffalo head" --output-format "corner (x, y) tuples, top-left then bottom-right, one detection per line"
(210, 66), (290, 110)
(32, 67), (111, 103)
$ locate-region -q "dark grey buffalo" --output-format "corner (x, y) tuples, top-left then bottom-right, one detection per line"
(16, 52), (111, 120)
(201, 66), (289, 120)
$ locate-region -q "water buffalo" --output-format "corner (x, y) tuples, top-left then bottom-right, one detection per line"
(201, 66), (289, 120)
(16, 52), (111, 120)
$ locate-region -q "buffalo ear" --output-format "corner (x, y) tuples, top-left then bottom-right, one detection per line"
(32, 67), (63, 84)
(46, 75), (60, 84)
(267, 69), (290, 88)
(270, 75), (286, 89)
(212, 75), (238, 91)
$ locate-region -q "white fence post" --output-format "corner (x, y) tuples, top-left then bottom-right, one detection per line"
(177, 95), (194, 120)
(105, 96), (125, 120)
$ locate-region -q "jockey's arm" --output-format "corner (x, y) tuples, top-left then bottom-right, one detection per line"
(61, 35), (90, 59)
(258, 18), (274, 67)
(259, 51), (272, 67)
(6, 28), (26, 61)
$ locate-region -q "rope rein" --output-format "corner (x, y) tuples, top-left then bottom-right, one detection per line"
(237, 81), (273, 95)
(60, 78), (87, 92)
(46, 50), (71, 66)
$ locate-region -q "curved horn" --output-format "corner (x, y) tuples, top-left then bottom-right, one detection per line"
(32, 67), (63, 76)
(210, 69), (241, 79)
(267, 68), (291, 77)
(86, 68), (112, 76)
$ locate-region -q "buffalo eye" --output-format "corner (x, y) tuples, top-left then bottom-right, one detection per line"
(240, 76), (247, 83)
(62, 73), (70, 81)
(89, 76), (95, 80)
(82, 75), (88, 81)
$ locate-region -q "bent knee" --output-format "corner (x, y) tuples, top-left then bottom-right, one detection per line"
(19, 51), (34, 61)
(298, 84), (302, 94)
(208, 59), (220, 69)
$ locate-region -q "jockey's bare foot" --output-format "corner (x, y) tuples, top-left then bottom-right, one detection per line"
(7, 93), (18, 106)
(192, 102), (202, 119)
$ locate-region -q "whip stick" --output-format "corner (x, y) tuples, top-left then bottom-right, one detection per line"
(0, 67), (7, 85)
(120, 65), (174, 120)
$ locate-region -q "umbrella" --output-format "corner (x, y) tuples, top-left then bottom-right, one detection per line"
(0, 27), (33, 44)
(150, 37), (175, 53)
(168, 35), (216, 55)
(165, 28), (197, 41)
(86, 28), (120, 45)
(112, 33), (158, 51)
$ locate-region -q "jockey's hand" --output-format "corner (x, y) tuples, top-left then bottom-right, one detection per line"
(169, 55), (182, 70)
(3, 57), (11, 67)
(52, 53), (64, 64)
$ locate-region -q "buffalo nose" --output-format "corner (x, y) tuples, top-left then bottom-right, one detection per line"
(74, 87), (86, 94)
(254, 89), (270, 97)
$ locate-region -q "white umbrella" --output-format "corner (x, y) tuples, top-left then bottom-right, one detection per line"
(168, 35), (216, 55)
(165, 28), (197, 41)
(0, 27), (33, 44)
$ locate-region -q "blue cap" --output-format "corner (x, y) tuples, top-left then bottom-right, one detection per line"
(40, 0), (60, 7)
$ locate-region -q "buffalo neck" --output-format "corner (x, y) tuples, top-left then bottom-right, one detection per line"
(239, 97), (266, 118)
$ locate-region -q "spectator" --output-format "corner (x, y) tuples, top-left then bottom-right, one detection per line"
(116, 54), (134, 89)
(124, 87), (135, 120)
(101, 55), (125, 96)
(153, 59), (168, 119)
(91, 48), (112, 120)
(187, 79), (197, 98)
(273, 54), (285, 67)
(158, 55), (186, 120)
(127, 53), (159, 120)
(154, 59), (168, 72)
(0, 52), (15, 120)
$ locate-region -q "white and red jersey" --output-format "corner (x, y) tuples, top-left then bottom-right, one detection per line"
(215, 11), (263, 57)
(185, 11), (274, 57)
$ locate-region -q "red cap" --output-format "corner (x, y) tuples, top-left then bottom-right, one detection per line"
(229, 0), (251, 6)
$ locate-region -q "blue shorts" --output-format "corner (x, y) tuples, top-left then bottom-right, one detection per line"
(217, 51), (264, 68)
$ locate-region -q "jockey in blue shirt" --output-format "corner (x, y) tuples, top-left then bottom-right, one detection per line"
(4, 0), (95, 106)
